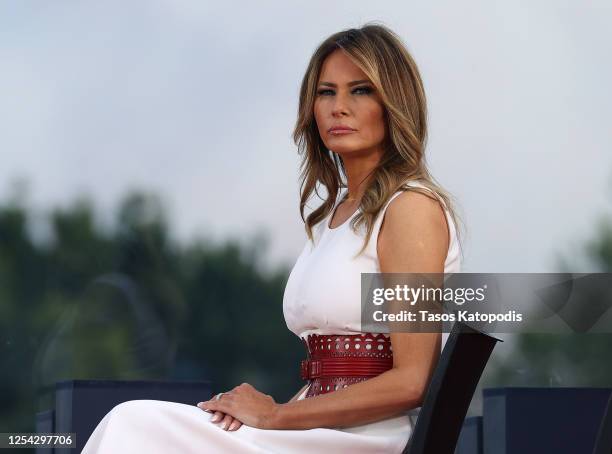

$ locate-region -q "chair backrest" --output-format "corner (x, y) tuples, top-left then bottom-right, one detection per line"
(592, 391), (612, 454)
(404, 321), (502, 454)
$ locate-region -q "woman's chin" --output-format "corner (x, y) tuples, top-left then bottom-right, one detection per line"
(330, 146), (372, 157)
(326, 139), (362, 151)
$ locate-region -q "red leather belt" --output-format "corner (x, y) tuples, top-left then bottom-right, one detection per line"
(300, 333), (393, 398)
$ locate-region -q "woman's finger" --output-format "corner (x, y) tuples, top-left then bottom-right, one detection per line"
(210, 410), (224, 423)
(228, 419), (243, 431)
(219, 413), (233, 431)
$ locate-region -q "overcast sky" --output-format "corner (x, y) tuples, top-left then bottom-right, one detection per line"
(1, 0), (611, 274)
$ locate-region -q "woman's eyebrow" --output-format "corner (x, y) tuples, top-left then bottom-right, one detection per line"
(318, 79), (371, 87)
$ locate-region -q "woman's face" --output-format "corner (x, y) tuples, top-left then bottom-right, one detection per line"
(314, 49), (386, 158)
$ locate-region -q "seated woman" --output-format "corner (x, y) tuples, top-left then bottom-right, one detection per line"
(82, 22), (463, 454)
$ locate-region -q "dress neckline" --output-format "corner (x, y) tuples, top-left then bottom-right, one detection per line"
(326, 193), (361, 230)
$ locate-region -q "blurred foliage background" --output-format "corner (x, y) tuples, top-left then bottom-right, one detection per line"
(0, 183), (611, 437)
(483, 212), (612, 389)
(0, 186), (304, 434)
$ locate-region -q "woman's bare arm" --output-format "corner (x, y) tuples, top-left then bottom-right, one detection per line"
(268, 191), (449, 430)
(214, 383), (310, 431)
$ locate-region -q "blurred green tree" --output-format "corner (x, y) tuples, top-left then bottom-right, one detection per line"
(485, 213), (612, 388)
(0, 187), (304, 435)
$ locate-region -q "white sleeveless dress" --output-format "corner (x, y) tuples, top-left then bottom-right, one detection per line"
(81, 180), (461, 454)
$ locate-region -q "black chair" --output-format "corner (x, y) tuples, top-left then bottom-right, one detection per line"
(592, 391), (612, 454)
(404, 321), (502, 454)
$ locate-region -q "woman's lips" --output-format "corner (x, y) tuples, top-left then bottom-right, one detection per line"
(329, 128), (357, 135)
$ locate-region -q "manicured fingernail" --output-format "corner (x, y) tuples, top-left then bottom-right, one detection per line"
(229, 421), (238, 431)
(211, 414), (221, 422)
(222, 421), (229, 430)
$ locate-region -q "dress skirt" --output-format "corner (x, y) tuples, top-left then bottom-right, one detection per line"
(81, 387), (414, 453)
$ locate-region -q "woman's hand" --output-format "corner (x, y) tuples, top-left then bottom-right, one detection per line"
(198, 393), (243, 431)
(209, 408), (243, 432)
(197, 383), (279, 430)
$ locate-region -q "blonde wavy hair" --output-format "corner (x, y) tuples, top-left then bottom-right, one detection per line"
(292, 22), (465, 260)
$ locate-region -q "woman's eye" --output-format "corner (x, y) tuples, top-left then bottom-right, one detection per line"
(316, 86), (373, 96)
(353, 86), (373, 94)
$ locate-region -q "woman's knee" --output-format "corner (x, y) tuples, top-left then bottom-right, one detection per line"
(108, 400), (154, 420)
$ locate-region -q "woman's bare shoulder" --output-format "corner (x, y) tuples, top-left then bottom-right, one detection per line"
(378, 190), (449, 273)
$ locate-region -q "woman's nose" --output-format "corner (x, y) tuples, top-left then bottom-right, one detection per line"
(332, 92), (349, 117)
